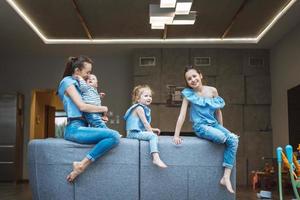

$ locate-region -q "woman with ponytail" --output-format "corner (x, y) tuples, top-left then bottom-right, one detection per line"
(58, 55), (120, 182)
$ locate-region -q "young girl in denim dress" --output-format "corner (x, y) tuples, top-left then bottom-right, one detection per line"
(124, 85), (167, 168)
(173, 66), (239, 193)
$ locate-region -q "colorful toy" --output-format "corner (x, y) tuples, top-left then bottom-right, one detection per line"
(276, 145), (300, 200)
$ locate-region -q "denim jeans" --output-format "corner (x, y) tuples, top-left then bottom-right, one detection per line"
(64, 119), (120, 161)
(127, 130), (159, 154)
(194, 123), (239, 169)
(84, 112), (108, 128)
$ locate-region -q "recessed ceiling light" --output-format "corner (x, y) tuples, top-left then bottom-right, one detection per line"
(175, 0), (193, 15)
(171, 11), (196, 25)
(149, 4), (175, 24)
(160, 0), (177, 8)
(151, 23), (165, 29)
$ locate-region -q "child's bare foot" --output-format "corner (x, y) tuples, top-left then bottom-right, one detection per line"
(220, 176), (235, 194)
(66, 162), (84, 182)
(153, 158), (168, 168)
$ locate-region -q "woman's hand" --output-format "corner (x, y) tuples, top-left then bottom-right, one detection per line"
(173, 136), (183, 145)
(152, 128), (161, 135)
(100, 106), (108, 113)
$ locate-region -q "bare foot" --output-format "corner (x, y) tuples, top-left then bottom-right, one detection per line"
(220, 177), (235, 194)
(66, 162), (84, 182)
(153, 159), (168, 168)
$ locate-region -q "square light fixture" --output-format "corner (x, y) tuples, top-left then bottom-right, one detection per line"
(175, 0), (193, 15)
(171, 11), (196, 25)
(149, 4), (175, 24)
(151, 22), (165, 29)
(160, 0), (176, 8)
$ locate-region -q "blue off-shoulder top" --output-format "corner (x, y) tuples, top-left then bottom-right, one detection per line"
(181, 88), (225, 126)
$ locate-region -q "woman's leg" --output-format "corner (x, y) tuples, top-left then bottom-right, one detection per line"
(127, 131), (167, 168)
(65, 127), (120, 182)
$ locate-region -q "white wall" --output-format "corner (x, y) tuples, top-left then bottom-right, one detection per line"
(270, 23), (300, 153)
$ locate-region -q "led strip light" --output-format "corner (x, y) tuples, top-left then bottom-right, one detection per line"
(6, 0), (298, 44)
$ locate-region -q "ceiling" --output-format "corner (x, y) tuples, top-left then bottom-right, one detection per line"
(5, 0), (299, 44)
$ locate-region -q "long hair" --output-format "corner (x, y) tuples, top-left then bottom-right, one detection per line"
(62, 55), (93, 78)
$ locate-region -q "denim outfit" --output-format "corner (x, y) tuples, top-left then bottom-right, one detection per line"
(124, 103), (159, 153)
(77, 78), (107, 128)
(182, 88), (239, 169)
(58, 76), (120, 161)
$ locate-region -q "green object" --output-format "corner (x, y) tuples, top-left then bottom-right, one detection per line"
(286, 145), (300, 200)
(277, 147), (283, 200)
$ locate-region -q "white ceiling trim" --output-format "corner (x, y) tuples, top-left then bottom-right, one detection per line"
(6, 0), (298, 44)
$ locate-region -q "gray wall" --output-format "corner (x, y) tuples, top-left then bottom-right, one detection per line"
(0, 48), (133, 179)
(270, 23), (300, 153)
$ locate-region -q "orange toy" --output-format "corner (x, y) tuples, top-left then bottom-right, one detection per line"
(281, 152), (300, 178)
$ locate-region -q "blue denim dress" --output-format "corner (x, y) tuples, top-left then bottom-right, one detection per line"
(124, 104), (159, 153)
(182, 88), (238, 169)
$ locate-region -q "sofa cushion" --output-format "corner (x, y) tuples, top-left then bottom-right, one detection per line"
(139, 136), (236, 200)
(28, 138), (139, 200)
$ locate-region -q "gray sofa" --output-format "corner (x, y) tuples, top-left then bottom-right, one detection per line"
(28, 136), (235, 200)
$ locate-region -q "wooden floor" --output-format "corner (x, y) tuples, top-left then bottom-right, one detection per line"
(0, 182), (296, 200)
(0, 182), (32, 200)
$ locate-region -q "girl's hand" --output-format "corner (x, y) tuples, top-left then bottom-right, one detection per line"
(173, 136), (182, 145)
(152, 128), (161, 135)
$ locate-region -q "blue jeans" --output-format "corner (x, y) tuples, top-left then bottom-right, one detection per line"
(64, 119), (120, 161)
(84, 112), (107, 128)
(127, 130), (159, 154)
(194, 123), (239, 169)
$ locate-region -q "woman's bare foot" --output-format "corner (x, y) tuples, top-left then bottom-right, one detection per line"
(153, 158), (168, 168)
(66, 162), (84, 182)
(220, 176), (235, 194)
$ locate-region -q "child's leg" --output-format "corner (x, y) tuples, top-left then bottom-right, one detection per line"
(195, 124), (238, 168)
(127, 131), (167, 168)
(214, 124), (239, 169)
(127, 131), (159, 153)
(194, 124), (238, 193)
(84, 112), (108, 128)
(220, 167), (235, 193)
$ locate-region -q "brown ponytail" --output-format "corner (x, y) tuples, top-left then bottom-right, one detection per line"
(62, 55), (93, 78)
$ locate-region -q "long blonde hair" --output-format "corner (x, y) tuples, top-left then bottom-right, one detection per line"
(131, 85), (153, 104)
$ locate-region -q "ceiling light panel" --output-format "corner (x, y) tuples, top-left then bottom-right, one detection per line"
(160, 0), (177, 8)
(149, 4), (175, 24)
(171, 11), (196, 25)
(175, 0), (193, 15)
